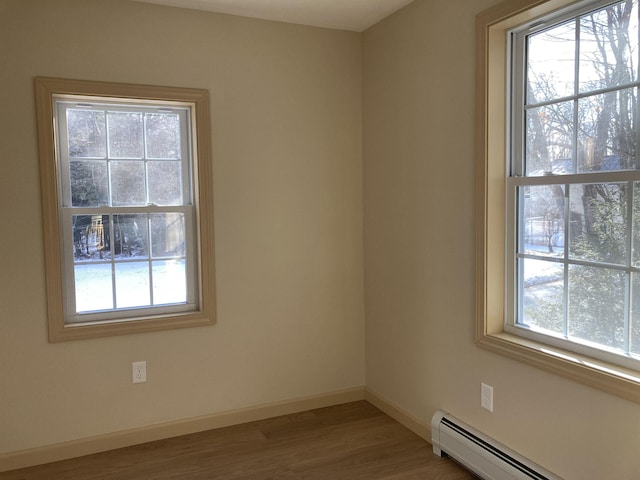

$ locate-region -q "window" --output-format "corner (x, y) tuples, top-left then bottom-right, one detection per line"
(509, 0), (640, 368)
(477, 0), (640, 402)
(35, 78), (215, 341)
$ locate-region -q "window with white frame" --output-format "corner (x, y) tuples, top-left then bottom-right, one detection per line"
(35, 78), (215, 341)
(507, 0), (640, 370)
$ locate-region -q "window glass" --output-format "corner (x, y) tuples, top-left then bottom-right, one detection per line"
(108, 112), (144, 159)
(148, 161), (182, 205)
(526, 20), (576, 103)
(67, 109), (106, 158)
(578, 2), (638, 92)
(145, 113), (181, 159)
(110, 160), (146, 205)
(70, 161), (108, 207)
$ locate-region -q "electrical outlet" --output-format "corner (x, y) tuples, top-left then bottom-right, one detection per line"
(481, 383), (494, 412)
(132, 361), (147, 384)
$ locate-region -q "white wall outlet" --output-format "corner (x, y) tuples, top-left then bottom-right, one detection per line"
(481, 382), (494, 412)
(132, 361), (147, 384)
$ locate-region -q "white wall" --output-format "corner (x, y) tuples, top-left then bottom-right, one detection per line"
(363, 1), (640, 478)
(0, 0), (364, 455)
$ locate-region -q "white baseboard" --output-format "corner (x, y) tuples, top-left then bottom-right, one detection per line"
(0, 386), (365, 472)
(364, 387), (431, 441)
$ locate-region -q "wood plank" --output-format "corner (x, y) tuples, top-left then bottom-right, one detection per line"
(0, 401), (475, 480)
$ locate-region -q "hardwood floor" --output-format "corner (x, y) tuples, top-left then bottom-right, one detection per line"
(1, 401), (476, 480)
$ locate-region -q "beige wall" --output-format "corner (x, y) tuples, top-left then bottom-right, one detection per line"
(363, 1), (640, 478)
(0, 0), (364, 455)
(4, 0), (640, 477)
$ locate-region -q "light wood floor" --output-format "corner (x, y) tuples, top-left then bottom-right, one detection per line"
(1, 401), (476, 480)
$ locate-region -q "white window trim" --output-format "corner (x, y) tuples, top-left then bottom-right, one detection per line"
(476, 0), (640, 403)
(35, 77), (216, 341)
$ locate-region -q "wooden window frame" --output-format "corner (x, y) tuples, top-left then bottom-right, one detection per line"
(35, 77), (216, 342)
(476, 0), (640, 403)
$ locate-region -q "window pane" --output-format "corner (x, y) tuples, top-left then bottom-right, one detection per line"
(579, 1), (638, 93)
(74, 263), (113, 313)
(577, 89), (637, 173)
(520, 258), (564, 333)
(151, 213), (185, 258)
(569, 183), (627, 265)
(108, 112), (143, 158)
(111, 160), (146, 206)
(520, 185), (565, 257)
(152, 260), (186, 305)
(146, 113), (181, 159)
(113, 214), (149, 259)
(525, 102), (574, 175)
(70, 161), (108, 207)
(148, 161), (182, 205)
(72, 215), (110, 262)
(568, 265), (625, 350)
(67, 109), (106, 158)
(115, 262), (150, 308)
(527, 20), (576, 104)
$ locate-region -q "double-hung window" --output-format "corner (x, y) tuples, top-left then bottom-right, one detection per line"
(35, 78), (215, 341)
(508, 0), (640, 370)
(477, 0), (640, 402)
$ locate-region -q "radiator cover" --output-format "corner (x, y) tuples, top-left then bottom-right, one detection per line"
(431, 410), (562, 480)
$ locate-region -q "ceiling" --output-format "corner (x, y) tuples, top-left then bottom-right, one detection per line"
(131, 0), (415, 32)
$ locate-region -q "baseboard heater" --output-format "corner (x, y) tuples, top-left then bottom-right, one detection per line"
(431, 410), (562, 480)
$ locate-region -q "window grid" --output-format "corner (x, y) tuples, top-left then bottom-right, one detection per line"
(508, 0), (640, 370)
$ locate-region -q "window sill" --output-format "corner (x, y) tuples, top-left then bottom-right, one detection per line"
(49, 311), (214, 342)
(477, 330), (640, 403)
